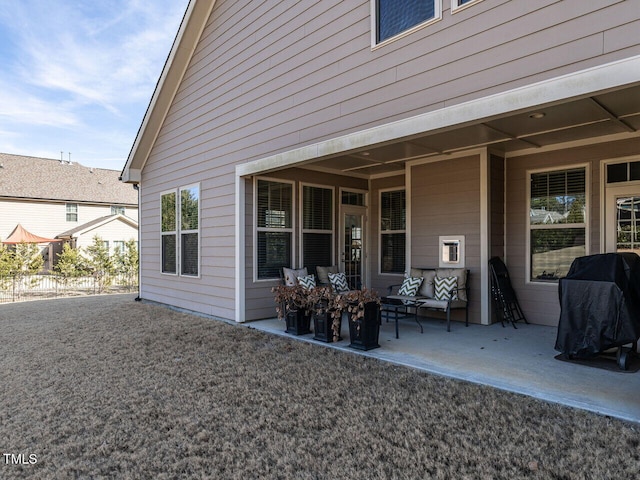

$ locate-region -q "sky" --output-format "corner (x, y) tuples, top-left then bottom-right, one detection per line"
(0, 0), (190, 172)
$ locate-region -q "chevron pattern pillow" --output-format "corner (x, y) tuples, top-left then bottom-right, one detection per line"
(328, 272), (350, 294)
(398, 276), (423, 296)
(297, 274), (316, 291)
(434, 276), (458, 300)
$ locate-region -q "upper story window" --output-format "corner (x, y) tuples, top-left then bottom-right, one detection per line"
(451, 0), (483, 13)
(528, 167), (587, 282)
(111, 205), (125, 215)
(66, 203), (78, 222)
(374, 0), (441, 45)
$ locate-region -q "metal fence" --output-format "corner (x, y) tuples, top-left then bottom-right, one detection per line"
(0, 274), (138, 304)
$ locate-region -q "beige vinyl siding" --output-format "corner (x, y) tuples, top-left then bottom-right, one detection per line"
(505, 138), (640, 326)
(0, 200), (138, 241)
(137, 0), (640, 320)
(73, 220), (138, 251)
(409, 156), (481, 324)
(490, 154), (505, 260)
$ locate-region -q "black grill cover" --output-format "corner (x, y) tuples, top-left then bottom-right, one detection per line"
(555, 253), (640, 358)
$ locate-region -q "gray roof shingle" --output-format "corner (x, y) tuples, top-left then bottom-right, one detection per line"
(0, 153), (137, 205)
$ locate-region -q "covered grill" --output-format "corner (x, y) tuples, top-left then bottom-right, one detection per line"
(555, 253), (640, 370)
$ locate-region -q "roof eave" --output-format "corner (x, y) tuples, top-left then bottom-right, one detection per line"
(121, 0), (217, 183)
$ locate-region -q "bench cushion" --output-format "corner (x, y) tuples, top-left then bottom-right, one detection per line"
(418, 298), (467, 310)
(283, 267), (307, 286)
(410, 268), (437, 297)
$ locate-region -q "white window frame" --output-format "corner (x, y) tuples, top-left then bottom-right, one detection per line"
(160, 189), (178, 276)
(339, 187), (368, 207)
(66, 203), (78, 222)
(300, 182), (335, 270)
(379, 187), (407, 275)
(526, 163), (589, 285)
(254, 177), (295, 282)
(179, 183), (201, 278)
(371, 0), (442, 48)
(451, 0), (483, 14)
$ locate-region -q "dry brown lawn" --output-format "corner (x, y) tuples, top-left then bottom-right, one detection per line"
(1, 294), (639, 479)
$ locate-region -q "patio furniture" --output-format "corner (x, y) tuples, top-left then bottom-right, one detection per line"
(387, 268), (469, 332)
(489, 257), (527, 328)
(380, 297), (421, 339)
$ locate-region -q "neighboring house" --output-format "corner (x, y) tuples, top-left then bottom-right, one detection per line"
(121, 0), (640, 327)
(0, 153), (139, 269)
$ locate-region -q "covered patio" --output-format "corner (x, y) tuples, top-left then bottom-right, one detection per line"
(250, 314), (640, 423)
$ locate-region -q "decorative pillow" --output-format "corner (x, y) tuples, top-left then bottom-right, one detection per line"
(436, 268), (467, 301)
(316, 265), (338, 285)
(328, 272), (350, 294)
(398, 277), (423, 296)
(297, 274), (316, 291)
(434, 276), (458, 301)
(283, 267), (307, 286)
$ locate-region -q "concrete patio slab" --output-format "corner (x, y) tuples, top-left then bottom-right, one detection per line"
(248, 315), (640, 424)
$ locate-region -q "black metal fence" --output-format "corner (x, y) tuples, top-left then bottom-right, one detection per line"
(0, 274), (138, 304)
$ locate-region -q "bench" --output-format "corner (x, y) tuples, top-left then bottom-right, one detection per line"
(387, 267), (470, 332)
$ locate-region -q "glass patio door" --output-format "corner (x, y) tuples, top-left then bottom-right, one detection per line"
(605, 185), (640, 255)
(340, 207), (365, 289)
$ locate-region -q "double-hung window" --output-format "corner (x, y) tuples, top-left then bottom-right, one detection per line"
(161, 191), (178, 274)
(529, 167), (587, 282)
(302, 185), (333, 275)
(66, 203), (78, 222)
(180, 185), (200, 276)
(374, 0), (441, 45)
(380, 189), (406, 274)
(160, 184), (200, 276)
(256, 179), (293, 280)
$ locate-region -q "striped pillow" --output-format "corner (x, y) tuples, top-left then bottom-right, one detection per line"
(328, 272), (350, 294)
(434, 276), (458, 300)
(398, 276), (423, 296)
(297, 274), (316, 291)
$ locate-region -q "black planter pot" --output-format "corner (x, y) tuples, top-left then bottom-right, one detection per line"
(285, 308), (311, 335)
(348, 301), (381, 351)
(313, 305), (342, 343)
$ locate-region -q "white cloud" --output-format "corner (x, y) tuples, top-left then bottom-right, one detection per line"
(0, 0), (189, 169)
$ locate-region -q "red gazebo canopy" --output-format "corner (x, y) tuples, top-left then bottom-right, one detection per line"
(2, 224), (61, 244)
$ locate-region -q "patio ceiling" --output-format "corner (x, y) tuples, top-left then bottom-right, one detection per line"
(301, 84), (640, 178)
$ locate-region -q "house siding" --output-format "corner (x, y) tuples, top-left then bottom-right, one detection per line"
(505, 138), (640, 326)
(137, 0), (640, 320)
(0, 199), (138, 242)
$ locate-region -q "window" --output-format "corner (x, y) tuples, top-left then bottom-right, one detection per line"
(529, 167), (586, 282)
(256, 179), (293, 279)
(160, 186), (200, 276)
(380, 189), (406, 273)
(302, 185), (333, 274)
(161, 191), (177, 274)
(606, 161), (640, 184)
(451, 0), (482, 13)
(180, 185), (199, 276)
(113, 240), (125, 254)
(374, 0), (441, 44)
(111, 205), (125, 215)
(341, 190), (366, 206)
(66, 203), (78, 222)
